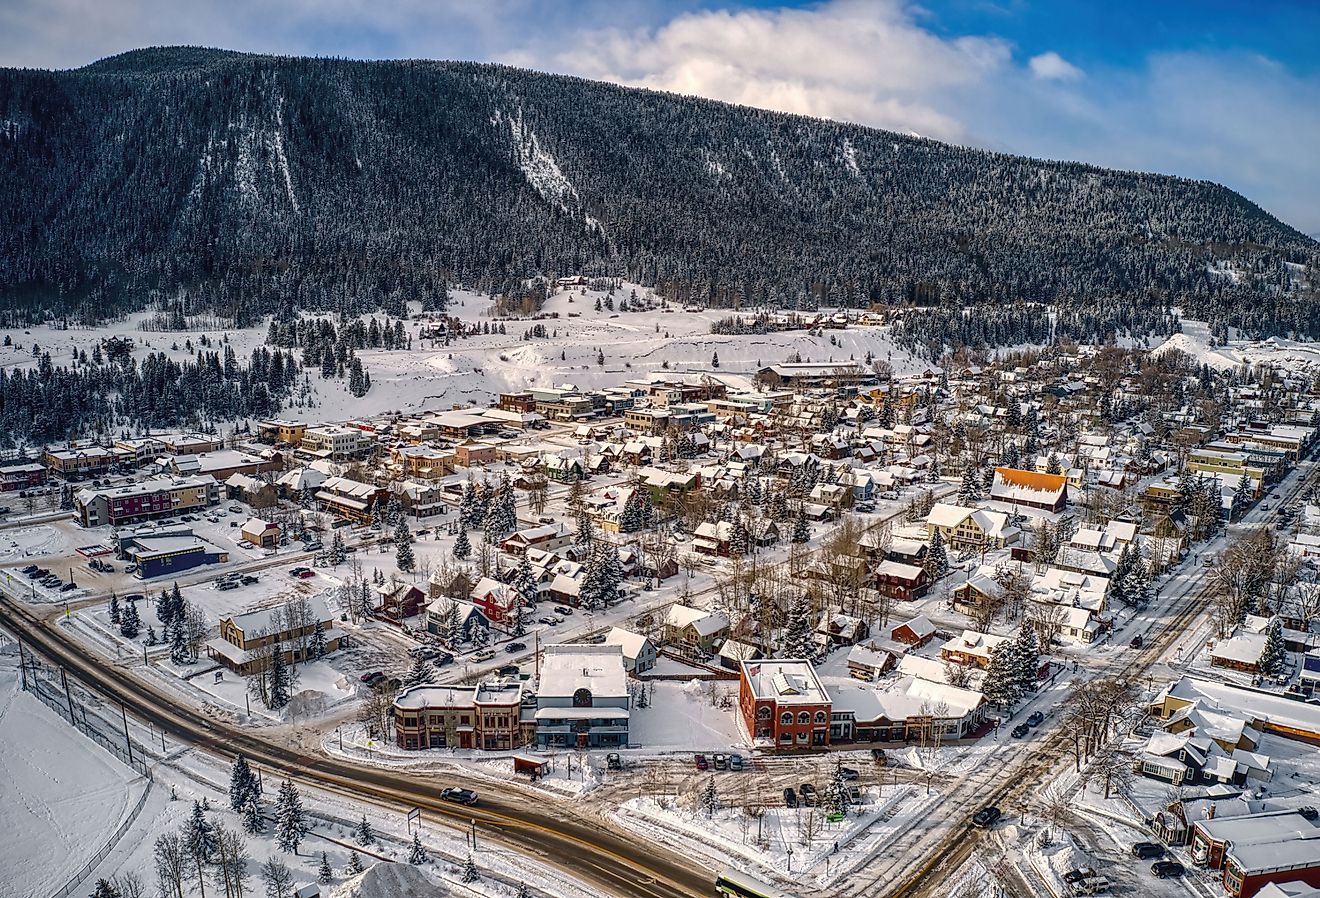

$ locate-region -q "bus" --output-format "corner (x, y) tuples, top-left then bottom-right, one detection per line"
(715, 870), (797, 898)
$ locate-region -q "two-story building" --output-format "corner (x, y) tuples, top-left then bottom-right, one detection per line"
(663, 604), (730, 658)
(926, 503), (1020, 552)
(204, 595), (341, 675)
(739, 659), (833, 749)
(393, 682), (529, 750)
(75, 476), (220, 527)
(534, 645), (630, 748)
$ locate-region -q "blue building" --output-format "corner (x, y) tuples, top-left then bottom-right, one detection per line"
(124, 535), (228, 579)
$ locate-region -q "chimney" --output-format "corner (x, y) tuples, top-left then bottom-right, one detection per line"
(1207, 804), (1216, 820)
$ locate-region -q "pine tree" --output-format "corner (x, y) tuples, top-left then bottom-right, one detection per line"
(453, 526), (471, 560)
(155, 588), (172, 628)
(390, 515), (411, 570)
(827, 760), (850, 815)
(346, 850), (365, 876)
(119, 598), (141, 639)
(330, 531), (346, 565)
(958, 465), (982, 504)
(109, 592), (121, 624)
(512, 555), (538, 607)
(185, 800), (217, 863)
(355, 814), (376, 846)
(471, 625), (490, 651)
(1233, 473), (1253, 516)
(982, 641), (1022, 709)
(146, 625), (158, 646)
(403, 654), (435, 689)
(242, 796), (266, 835)
(318, 852), (333, 885)
(170, 615), (191, 665)
(90, 878), (122, 898)
(268, 644), (291, 710)
(1045, 452), (1063, 476)
(701, 776), (719, 818)
(924, 528), (949, 581)
(1258, 618), (1286, 676)
(791, 506), (810, 544)
(309, 620), (326, 660)
(229, 754), (257, 811)
(274, 780), (307, 854)
(711, 351), (720, 368)
(781, 593), (815, 660)
(1012, 625), (1040, 698)
(510, 599), (527, 638)
(516, 883), (532, 898)
(408, 832), (429, 865)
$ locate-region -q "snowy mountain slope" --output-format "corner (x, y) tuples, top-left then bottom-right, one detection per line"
(1, 46), (1315, 335)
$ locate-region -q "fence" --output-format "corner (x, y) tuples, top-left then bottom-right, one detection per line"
(20, 649), (151, 777)
(47, 778), (153, 898)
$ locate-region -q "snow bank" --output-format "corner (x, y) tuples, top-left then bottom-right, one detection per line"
(330, 862), (450, 898)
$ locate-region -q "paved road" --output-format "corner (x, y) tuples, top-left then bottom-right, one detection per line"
(0, 596), (713, 898)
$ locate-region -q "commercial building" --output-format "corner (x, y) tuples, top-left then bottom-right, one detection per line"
(534, 645), (630, 748)
(122, 534), (228, 579)
(205, 595), (341, 675)
(75, 476), (220, 527)
(301, 425), (369, 461)
(0, 462), (46, 492)
(393, 682), (529, 751)
(739, 659), (833, 749)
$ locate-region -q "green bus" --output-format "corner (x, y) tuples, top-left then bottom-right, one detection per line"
(715, 869), (796, 898)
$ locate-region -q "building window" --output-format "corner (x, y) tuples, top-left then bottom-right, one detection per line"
(797, 732), (809, 743)
(757, 707), (772, 720)
(780, 711), (792, 725)
(814, 711), (827, 724)
(797, 711), (811, 725)
(779, 733), (791, 743)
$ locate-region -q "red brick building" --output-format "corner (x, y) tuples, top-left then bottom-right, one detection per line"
(739, 660), (833, 750)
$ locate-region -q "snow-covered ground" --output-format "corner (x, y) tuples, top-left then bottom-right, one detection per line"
(0, 652), (146, 898)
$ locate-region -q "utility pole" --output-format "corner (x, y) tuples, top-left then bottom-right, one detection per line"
(17, 638), (27, 691)
(59, 666), (75, 724)
(120, 700), (134, 767)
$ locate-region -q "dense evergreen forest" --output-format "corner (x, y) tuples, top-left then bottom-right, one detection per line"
(0, 46), (1316, 339)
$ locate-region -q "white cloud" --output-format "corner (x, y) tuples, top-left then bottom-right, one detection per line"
(533, 0), (1012, 143)
(1028, 51), (1083, 81)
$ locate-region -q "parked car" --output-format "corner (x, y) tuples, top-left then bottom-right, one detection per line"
(505, 641), (527, 654)
(1062, 869), (1094, 885)
(839, 767), (859, 781)
(537, 616), (557, 626)
(783, 788), (799, 808)
(694, 754), (709, 771)
(554, 605), (574, 616)
(440, 787), (479, 805)
(294, 569), (315, 579)
(288, 566), (311, 577)
(1011, 723), (1030, 738)
(1131, 842), (1164, 860)
(1072, 875), (1110, 895)
(497, 664), (519, 677)
(240, 575), (259, 585)
(471, 649), (495, 662)
(729, 754), (744, 772)
(1150, 861), (1184, 878)
(1130, 634), (1144, 649)
(360, 671), (385, 684)
(59, 581), (77, 592)
(216, 579), (239, 591)
(972, 806), (1002, 828)
(20, 565), (38, 575)
(799, 784), (818, 806)
(713, 754), (728, 770)
(1025, 711), (1045, 727)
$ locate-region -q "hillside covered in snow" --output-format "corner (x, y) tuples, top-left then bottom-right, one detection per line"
(0, 47), (1317, 339)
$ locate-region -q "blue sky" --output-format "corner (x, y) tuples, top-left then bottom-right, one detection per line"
(3, 0), (1318, 234)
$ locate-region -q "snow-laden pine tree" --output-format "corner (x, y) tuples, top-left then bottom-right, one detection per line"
(268, 645), (291, 710)
(242, 796), (267, 835)
(403, 654), (435, 689)
(781, 593), (816, 661)
(228, 754), (257, 811)
(119, 598), (141, 638)
(318, 852), (334, 885)
(1258, 618), (1286, 675)
(185, 800), (217, 863)
(453, 526), (471, 560)
(827, 761), (850, 815)
(791, 506), (810, 544)
(355, 814), (376, 846)
(923, 529), (949, 582)
(701, 776), (719, 818)
(394, 518), (415, 573)
(346, 850), (365, 875)
(274, 780), (308, 854)
(408, 832), (429, 865)
(957, 465), (982, 505)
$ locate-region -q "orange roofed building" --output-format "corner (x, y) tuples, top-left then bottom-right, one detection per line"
(990, 467), (1069, 513)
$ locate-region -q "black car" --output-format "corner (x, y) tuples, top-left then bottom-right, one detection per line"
(1151, 861), (1184, 878)
(441, 787), (479, 805)
(839, 767), (860, 781)
(783, 788), (799, 808)
(1062, 869), (1094, 885)
(20, 565), (37, 575)
(1011, 723), (1030, 738)
(505, 641), (527, 654)
(799, 784), (818, 806)
(1131, 842), (1164, 860)
(1025, 711), (1045, 727)
(497, 664), (520, 677)
(972, 806), (1002, 828)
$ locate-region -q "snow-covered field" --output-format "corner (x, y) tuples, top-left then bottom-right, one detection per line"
(0, 655), (146, 898)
